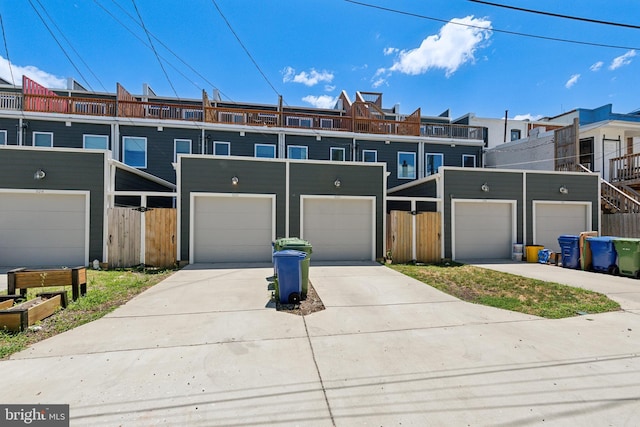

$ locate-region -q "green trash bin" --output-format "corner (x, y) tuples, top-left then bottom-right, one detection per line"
(274, 238), (312, 298)
(612, 238), (640, 279)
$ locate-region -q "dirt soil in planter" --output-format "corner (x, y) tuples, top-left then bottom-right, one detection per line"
(275, 281), (325, 316)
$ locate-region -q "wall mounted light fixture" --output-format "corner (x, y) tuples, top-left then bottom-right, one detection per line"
(334, 179), (341, 188)
(481, 182), (490, 192)
(231, 176), (239, 185)
(559, 185), (569, 194)
(34, 169), (46, 180)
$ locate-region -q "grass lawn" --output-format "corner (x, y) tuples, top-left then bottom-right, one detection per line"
(389, 262), (620, 319)
(0, 268), (174, 359)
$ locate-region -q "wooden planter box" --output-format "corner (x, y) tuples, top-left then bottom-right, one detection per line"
(7, 267), (87, 301)
(0, 291), (68, 332)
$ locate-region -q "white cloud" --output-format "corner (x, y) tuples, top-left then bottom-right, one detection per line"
(383, 47), (398, 56)
(513, 113), (543, 121)
(590, 61), (603, 72)
(282, 66), (334, 87)
(383, 16), (492, 78)
(0, 56), (66, 88)
(609, 50), (636, 70)
(302, 95), (337, 109)
(324, 84), (336, 92)
(565, 74), (580, 88)
(372, 78), (386, 89)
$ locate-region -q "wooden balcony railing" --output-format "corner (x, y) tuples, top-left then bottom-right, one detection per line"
(16, 92), (484, 140)
(610, 152), (640, 184)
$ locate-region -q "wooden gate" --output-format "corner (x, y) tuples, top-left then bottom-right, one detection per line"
(387, 210), (441, 263)
(107, 207), (177, 268)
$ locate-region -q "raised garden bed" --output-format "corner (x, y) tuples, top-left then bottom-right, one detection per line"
(7, 266), (87, 300)
(0, 291), (68, 332)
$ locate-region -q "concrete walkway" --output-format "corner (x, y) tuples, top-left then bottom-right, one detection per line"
(1, 262), (639, 426)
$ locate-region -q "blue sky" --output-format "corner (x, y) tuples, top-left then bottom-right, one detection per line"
(1, 0), (639, 120)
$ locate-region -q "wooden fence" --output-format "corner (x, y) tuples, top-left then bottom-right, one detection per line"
(107, 207), (177, 268)
(602, 213), (640, 238)
(387, 211), (441, 263)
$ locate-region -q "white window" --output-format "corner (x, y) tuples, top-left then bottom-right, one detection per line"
(463, 154), (476, 168)
(362, 150), (377, 162)
(33, 132), (53, 147)
(219, 111), (244, 123)
(255, 143), (276, 158)
(123, 136), (147, 168)
(174, 139), (191, 162)
(398, 151), (416, 179)
(510, 129), (521, 141)
(286, 116), (312, 128)
(320, 118), (333, 129)
(0, 130), (6, 145)
(426, 153), (443, 176)
(288, 145), (308, 160)
(330, 147), (345, 161)
(214, 141), (230, 156)
(83, 134), (109, 150)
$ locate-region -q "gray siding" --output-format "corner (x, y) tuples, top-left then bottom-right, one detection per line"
(424, 143), (483, 168)
(204, 130), (277, 157)
(289, 161), (385, 258)
(0, 118), (19, 145)
(285, 135), (353, 161)
(443, 169), (524, 258)
(356, 139), (419, 189)
(389, 179), (438, 198)
(179, 157), (287, 260)
(525, 173), (599, 243)
(24, 120), (111, 149)
(0, 148), (106, 262)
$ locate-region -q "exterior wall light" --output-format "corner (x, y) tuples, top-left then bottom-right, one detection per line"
(34, 169), (46, 180)
(559, 185), (569, 194)
(481, 182), (489, 192)
(231, 176), (239, 185)
(334, 179), (341, 188)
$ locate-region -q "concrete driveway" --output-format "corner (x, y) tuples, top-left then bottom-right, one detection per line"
(1, 262), (640, 426)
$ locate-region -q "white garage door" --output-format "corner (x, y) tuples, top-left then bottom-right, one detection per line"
(302, 197), (375, 261)
(191, 194), (274, 263)
(453, 200), (515, 260)
(534, 202), (590, 252)
(0, 191), (88, 267)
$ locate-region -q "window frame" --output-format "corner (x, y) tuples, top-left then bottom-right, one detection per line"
(83, 134), (109, 150)
(462, 154), (476, 168)
(287, 145), (308, 160)
(425, 152), (443, 176)
(362, 149), (377, 162)
(397, 151), (416, 179)
(0, 130), (6, 145)
(510, 129), (521, 141)
(174, 138), (192, 162)
(123, 136), (148, 168)
(213, 141), (230, 156)
(255, 143), (276, 158)
(330, 147), (345, 162)
(33, 131), (53, 147)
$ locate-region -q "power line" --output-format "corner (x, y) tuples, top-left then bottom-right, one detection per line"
(0, 14), (16, 86)
(131, 0), (180, 100)
(469, 0), (640, 30)
(344, 0), (640, 51)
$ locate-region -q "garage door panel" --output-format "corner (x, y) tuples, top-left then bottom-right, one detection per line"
(193, 196), (273, 263)
(0, 193), (87, 267)
(534, 203), (588, 252)
(303, 198), (374, 261)
(454, 202), (513, 260)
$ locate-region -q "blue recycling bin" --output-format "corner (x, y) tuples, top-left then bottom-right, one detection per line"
(586, 236), (618, 274)
(272, 250), (307, 304)
(558, 235), (580, 269)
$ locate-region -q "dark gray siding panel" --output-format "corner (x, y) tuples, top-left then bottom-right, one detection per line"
(423, 143), (483, 168)
(285, 135), (353, 161)
(179, 157), (287, 260)
(0, 118), (20, 145)
(356, 139), (418, 189)
(289, 162), (385, 258)
(389, 179), (438, 198)
(443, 169), (524, 258)
(204, 130), (277, 157)
(0, 148), (106, 262)
(525, 172), (599, 243)
(23, 120), (111, 149)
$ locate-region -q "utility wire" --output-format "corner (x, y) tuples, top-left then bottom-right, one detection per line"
(210, 0), (281, 98)
(34, 0), (108, 92)
(469, 0), (640, 30)
(345, 0), (640, 51)
(27, 0), (96, 90)
(131, 0), (180, 100)
(0, 14), (16, 86)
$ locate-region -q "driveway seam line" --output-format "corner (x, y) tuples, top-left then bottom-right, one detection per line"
(302, 315), (336, 426)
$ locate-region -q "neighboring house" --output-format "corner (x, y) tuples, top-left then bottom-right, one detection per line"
(0, 76), (485, 190)
(388, 167), (600, 259)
